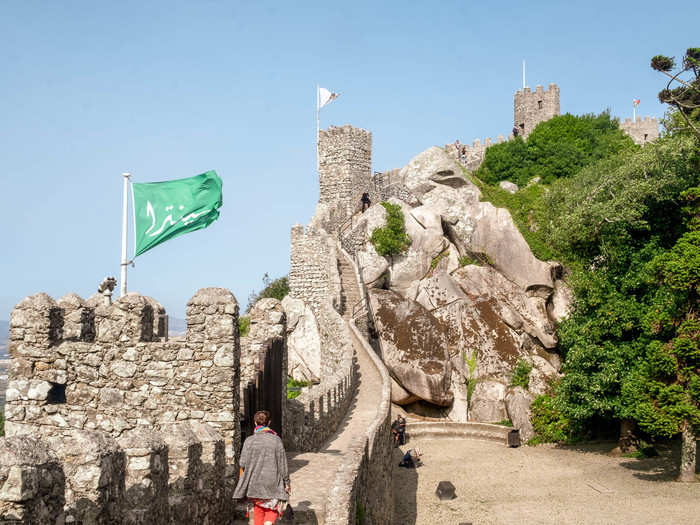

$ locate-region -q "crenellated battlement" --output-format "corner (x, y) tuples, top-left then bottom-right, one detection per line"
(618, 115), (660, 145)
(0, 422), (233, 524)
(5, 287), (240, 463)
(318, 124), (372, 232)
(514, 83), (560, 139)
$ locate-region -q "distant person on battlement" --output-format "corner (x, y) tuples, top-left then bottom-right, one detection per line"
(361, 191), (371, 213)
(512, 126), (519, 137)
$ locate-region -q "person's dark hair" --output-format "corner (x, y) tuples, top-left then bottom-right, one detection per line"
(254, 410), (271, 426)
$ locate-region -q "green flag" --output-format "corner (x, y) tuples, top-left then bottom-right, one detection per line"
(132, 170), (223, 257)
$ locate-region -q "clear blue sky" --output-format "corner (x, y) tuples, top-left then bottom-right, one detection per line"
(1, 1), (695, 320)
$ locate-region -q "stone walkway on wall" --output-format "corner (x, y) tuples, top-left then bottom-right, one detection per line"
(284, 328), (380, 524)
(283, 251), (379, 524)
(234, 251), (380, 524)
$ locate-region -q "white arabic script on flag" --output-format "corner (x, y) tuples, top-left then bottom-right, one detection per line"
(144, 201), (210, 237)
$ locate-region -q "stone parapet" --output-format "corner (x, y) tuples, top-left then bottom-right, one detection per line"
(284, 299), (357, 452)
(514, 83), (560, 139)
(324, 320), (393, 525)
(5, 288), (239, 462)
(618, 115), (659, 145)
(0, 423), (227, 525)
(405, 421), (511, 442)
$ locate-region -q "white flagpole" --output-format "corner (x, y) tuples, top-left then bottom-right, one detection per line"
(120, 172), (131, 297)
(316, 84), (320, 172)
(633, 101), (636, 121)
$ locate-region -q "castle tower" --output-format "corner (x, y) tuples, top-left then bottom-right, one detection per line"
(318, 124), (372, 229)
(619, 116), (659, 145)
(514, 83), (560, 139)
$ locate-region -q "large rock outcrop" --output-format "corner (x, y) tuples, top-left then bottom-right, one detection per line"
(338, 145), (572, 428)
(369, 289), (453, 406)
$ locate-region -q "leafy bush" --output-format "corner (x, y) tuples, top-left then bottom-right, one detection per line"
(511, 359), (533, 389)
(529, 393), (574, 444)
(246, 273), (289, 313)
(370, 202), (412, 257)
(476, 112), (635, 186)
(238, 316), (250, 337)
(287, 377), (312, 400)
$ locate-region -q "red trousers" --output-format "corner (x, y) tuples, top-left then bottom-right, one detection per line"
(252, 500), (280, 525)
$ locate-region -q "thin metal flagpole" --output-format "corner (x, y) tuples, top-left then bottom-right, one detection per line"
(633, 100), (636, 121)
(120, 172), (131, 297)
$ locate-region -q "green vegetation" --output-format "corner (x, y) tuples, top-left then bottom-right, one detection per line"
(510, 359), (533, 390)
(287, 377), (312, 400)
(370, 202), (412, 257)
(529, 390), (574, 445)
(458, 255), (480, 267)
(238, 316), (250, 337)
(464, 350), (478, 410)
(494, 419), (513, 427)
(246, 273), (289, 313)
(476, 112), (635, 187)
(470, 48), (700, 479)
(0, 411), (4, 437)
(652, 47), (700, 139)
(429, 248), (449, 272)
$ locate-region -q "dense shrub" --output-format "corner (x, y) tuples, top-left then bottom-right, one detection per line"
(511, 359), (533, 389)
(371, 202), (412, 256)
(529, 392), (573, 444)
(476, 112), (635, 186)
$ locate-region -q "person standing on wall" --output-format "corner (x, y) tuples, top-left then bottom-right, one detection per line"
(361, 191), (371, 213)
(233, 410), (290, 525)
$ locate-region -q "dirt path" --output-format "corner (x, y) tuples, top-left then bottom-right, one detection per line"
(393, 438), (700, 525)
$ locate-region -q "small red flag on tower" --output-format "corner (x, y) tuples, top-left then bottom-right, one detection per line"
(633, 99), (641, 107)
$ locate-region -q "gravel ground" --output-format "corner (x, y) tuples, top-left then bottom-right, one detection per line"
(392, 438), (700, 525)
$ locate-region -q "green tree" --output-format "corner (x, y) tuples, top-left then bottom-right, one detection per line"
(370, 202), (412, 257)
(246, 273), (289, 313)
(475, 112), (635, 186)
(651, 48), (700, 139)
(623, 191), (700, 481)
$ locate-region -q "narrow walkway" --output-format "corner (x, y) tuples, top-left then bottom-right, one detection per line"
(283, 252), (380, 524)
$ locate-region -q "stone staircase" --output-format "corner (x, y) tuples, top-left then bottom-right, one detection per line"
(337, 254), (363, 321)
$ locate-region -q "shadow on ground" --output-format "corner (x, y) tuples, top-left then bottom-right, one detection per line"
(392, 446), (418, 525)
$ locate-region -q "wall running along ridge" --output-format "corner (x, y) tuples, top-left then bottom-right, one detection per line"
(323, 254), (393, 525)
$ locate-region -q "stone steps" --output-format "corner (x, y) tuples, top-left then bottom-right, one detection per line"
(405, 421), (512, 444)
(337, 256), (362, 321)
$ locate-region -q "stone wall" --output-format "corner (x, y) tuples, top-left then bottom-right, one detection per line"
(5, 288), (240, 462)
(619, 116), (660, 145)
(324, 321), (393, 525)
(514, 83), (560, 139)
(284, 299), (357, 452)
(289, 225), (342, 316)
(0, 422), (231, 525)
(318, 124), (372, 232)
(240, 298), (287, 416)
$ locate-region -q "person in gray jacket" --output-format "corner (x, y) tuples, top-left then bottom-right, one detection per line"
(233, 410), (290, 525)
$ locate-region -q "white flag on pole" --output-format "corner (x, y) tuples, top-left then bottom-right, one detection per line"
(319, 87), (339, 108)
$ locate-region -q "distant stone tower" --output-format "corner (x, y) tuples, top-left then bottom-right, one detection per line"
(514, 83), (560, 139)
(318, 124), (372, 231)
(619, 116), (660, 145)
